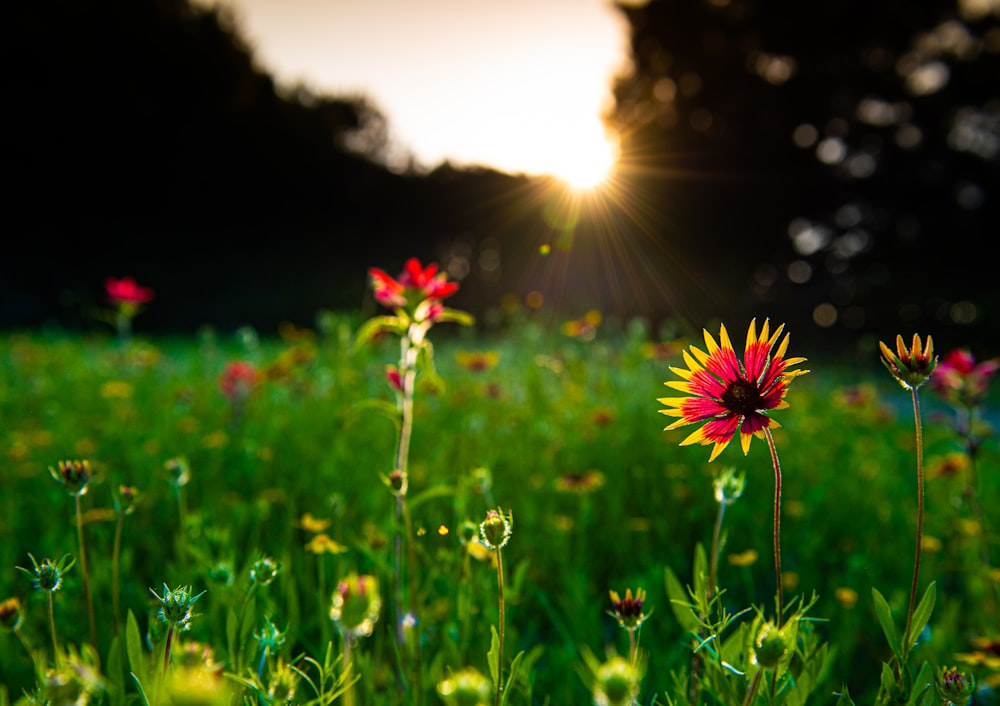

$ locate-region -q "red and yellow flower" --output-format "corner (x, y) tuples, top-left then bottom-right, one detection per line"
(369, 258), (458, 314)
(659, 319), (808, 461)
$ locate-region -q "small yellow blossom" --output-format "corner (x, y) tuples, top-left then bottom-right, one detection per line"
(922, 535), (943, 553)
(835, 587), (859, 609)
(201, 431), (229, 449)
(728, 549), (759, 567)
(305, 534), (349, 555)
(298, 513), (332, 533)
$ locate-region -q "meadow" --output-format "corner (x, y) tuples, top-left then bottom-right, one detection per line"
(0, 269), (998, 705)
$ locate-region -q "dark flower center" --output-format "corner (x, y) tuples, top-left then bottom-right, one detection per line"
(721, 378), (764, 415)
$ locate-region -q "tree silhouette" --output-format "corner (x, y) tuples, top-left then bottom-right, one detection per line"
(608, 0), (999, 345)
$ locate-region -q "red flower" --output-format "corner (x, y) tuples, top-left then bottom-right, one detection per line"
(368, 258), (458, 312)
(659, 319), (808, 461)
(219, 361), (257, 401)
(931, 348), (999, 408)
(105, 277), (154, 306)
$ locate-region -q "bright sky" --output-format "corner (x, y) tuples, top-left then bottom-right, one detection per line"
(215, 0), (630, 186)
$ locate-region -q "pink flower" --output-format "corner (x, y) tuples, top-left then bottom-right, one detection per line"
(931, 348), (999, 408)
(368, 258), (458, 313)
(219, 361), (257, 401)
(105, 277), (154, 306)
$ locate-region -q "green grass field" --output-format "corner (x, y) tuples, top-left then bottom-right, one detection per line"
(1, 311), (997, 705)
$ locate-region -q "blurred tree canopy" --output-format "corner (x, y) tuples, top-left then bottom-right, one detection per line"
(2, 0), (998, 347)
(606, 0), (1000, 345)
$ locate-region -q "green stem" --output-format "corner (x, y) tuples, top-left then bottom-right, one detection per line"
(741, 668), (763, 706)
(164, 624), (174, 674)
(495, 546), (506, 706)
(112, 512), (124, 638)
(75, 493), (97, 647)
(48, 592), (60, 668)
(343, 634), (356, 706)
(393, 336), (418, 649)
(902, 388), (925, 656)
(764, 428), (784, 626)
(708, 501), (727, 604)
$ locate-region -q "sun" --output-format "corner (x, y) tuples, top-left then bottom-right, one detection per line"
(548, 132), (619, 191)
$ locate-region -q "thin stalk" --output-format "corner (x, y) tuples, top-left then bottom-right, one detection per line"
(763, 428), (784, 626)
(901, 388), (925, 655)
(48, 592), (60, 668)
(741, 668), (764, 706)
(75, 494), (97, 647)
(164, 624), (175, 674)
(112, 511), (124, 637)
(343, 634), (356, 706)
(495, 546), (506, 706)
(393, 336), (418, 648)
(708, 500), (727, 604)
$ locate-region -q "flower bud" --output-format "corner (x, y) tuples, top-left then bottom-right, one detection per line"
(751, 620), (789, 668)
(50, 459), (92, 496)
(880, 334), (937, 390)
(713, 467), (746, 505)
(330, 573), (381, 638)
(0, 597), (23, 632)
(594, 656), (638, 706)
(479, 508), (512, 550)
(436, 667), (492, 706)
(936, 666), (975, 705)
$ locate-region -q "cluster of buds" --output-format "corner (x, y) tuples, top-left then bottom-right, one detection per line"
(49, 459), (92, 496)
(880, 334), (937, 390)
(369, 258), (459, 323)
(330, 573), (381, 639)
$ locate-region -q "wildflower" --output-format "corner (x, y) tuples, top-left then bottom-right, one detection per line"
(330, 573), (381, 638)
(554, 469), (606, 494)
(479, 507), (513, 550)
(640, 340), (683, 360)
(609, 588), (651, 631)
(752, 619), (790, 668)
(835, 587), (859, 609)
(728, 549), (759, 567)
(219, 361), (257, 401)
(250, 556), (281, 586)
(105, 277), (154, 307)
(369, 258), (458, 313)
(49, 459), (92, 496)
(150, 583), (206, 632)
(932, 348), (999, 409)
(659, 319), (808, 461)
(305, 534), (349, 555)
(267, 659), (300, 703)
(100, 380), (134, 399)
(936, 666), (976, 705)
(297, 512), (331, 533)
(18, 553), (75, 593)
(928, 451), (971, 480)
(562, 309), (602, 340)
(713, 467), (746, 505)
(385, 364), (403, 391)
(165, 457), (191, 488)
(879, 334), (937, 390)
(592, 655), (640, 706)
(113, 484), (140, 515)
(437, 667), (492, 706)
(0, 597), (23, 631)
(455, 349), (500, 371)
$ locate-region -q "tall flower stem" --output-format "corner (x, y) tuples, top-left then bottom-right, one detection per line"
(112, 510), (125, 638)
(74, 493), (97, 647)
(763, 428), (784, 627)
(393, 334), (418, 647)
(343, 634), (356, 706)
(48, 592), (60, 667)
(494, 543), (507, 706)
(164, 624), (175, 674)
(708, 500), (727, 604)
(902, 388), (925, 653)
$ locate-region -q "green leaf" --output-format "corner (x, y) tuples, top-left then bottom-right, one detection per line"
(665, 566), (700, 634)
(487, 624), (501, 689)
(344, 399), (402, 431)
(434, 307), (476, 327)
(125, 610), (148, 688)
(354, 315), (407, 349)
(501, 649), (527, 706)
(906, 661), (935, 706)
(131, 673), (151, 706)
(408, 484), (455, 511)
(905, 582), (936, 653)
(871, 588), (901, 659)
